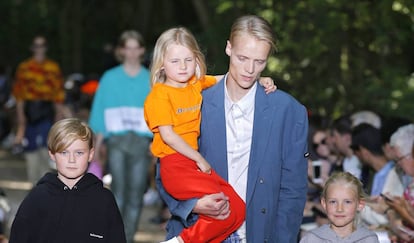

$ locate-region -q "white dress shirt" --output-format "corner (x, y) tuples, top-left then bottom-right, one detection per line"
(224, 76), (257, 242)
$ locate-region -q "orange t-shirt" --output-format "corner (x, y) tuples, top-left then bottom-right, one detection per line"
(144, 75), (216, 158)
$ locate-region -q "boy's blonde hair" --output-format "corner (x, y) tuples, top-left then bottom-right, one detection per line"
(47, 118), (94, 154)
(115, 30), (145, 62)
(150, 27), (206, 85)
(322, 171), (366, 201)
(229, 15), (277, 54)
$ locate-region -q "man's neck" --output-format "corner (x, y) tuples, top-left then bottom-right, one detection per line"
(225, 75), (252, 102)
(33, 55), (46, 63)
(343, 148), (354, 158)
(123, 61), (141, 76)
(370, 155), (388, 172)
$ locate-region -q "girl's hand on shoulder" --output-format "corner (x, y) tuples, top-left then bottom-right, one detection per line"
(259, 77), (277, 94)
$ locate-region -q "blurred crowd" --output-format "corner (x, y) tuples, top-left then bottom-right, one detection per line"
(302, 110), (414, 242)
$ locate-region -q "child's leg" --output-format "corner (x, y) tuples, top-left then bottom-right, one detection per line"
(161, 154), (245, 243)
(160, 153), (220, 199)
(179, 171), (245, 243)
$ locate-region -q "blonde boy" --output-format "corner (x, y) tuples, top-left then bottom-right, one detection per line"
(9, 118), (126, 243)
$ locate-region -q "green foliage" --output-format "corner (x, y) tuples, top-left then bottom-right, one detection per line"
(202, 0), (414, 119)
(261, 0), (414, 119)
(1, 0), (413, 120)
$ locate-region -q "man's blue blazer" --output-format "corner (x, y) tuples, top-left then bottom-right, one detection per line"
(157, 79), (309, 243)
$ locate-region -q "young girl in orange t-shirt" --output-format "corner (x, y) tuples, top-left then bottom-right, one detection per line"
(144, 27), (274, 243)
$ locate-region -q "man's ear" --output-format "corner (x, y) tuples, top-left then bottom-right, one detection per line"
(225, 40), (232, 57)
(48, 151), (56, 162)
(344, 133), (352, 144)
(359, 146), (370, 159)
(139, 46), (145, 56)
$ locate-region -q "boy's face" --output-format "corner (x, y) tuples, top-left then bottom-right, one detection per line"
(49, 139), (94, 187)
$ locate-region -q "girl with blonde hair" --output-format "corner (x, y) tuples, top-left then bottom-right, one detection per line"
(300, 172), (379, 242)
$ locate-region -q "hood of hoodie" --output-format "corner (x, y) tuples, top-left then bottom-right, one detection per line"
(37, 172), (103, 195)
(309, 224), (378, 242)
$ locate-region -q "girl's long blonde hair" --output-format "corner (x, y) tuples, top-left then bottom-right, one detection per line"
(150, 27), (206, 86)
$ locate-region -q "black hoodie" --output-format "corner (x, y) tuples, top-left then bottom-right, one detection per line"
(9, 173), (126, 243)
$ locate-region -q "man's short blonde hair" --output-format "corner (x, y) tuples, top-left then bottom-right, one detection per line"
(47, 118), (94, 154)
(229, 15), (277, 54)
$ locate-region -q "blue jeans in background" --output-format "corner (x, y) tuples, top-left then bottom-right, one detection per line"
(106, 132), (151, 243)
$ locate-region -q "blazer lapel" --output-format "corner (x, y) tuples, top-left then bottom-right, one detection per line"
(245, 88), (274, 206)
(201, 81), (229, 180)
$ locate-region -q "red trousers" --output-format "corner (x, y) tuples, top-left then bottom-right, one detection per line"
(160, 153), (245, 243)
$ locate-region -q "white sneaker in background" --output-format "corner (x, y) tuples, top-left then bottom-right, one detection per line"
(102, 174), (112, 187)
(160, 236), (180, 243)
(143, 188), (160, 206)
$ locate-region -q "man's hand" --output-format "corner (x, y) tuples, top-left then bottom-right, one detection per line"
(193, 192), (230, 220)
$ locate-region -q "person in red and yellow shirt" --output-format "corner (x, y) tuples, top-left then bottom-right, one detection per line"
(13, 35), (66, 185)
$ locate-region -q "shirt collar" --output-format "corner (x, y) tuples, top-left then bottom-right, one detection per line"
(377, 161), (395, 176)
(224, 73), (257, 115)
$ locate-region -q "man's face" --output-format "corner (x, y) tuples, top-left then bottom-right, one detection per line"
(121, 38), (144, 63)
(394, 146), (414, 176)
(333, 130), (351, 155)
(31, 36), (47, 57)
(225, 33), (270, 92)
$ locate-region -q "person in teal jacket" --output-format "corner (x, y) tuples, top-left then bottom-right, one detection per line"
(88, 30), (152, 243)
(157, 15), (309, 242)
